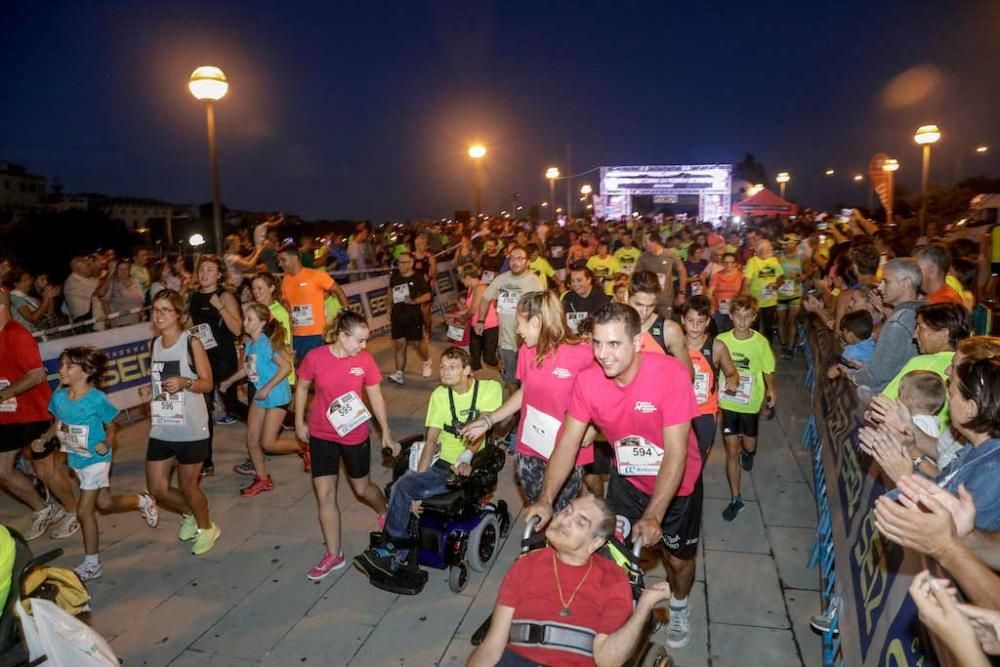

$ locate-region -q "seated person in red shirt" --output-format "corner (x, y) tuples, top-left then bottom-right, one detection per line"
(469, 494), (671, 667)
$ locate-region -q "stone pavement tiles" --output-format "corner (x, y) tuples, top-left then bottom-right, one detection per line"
(0, 335), (822, 665)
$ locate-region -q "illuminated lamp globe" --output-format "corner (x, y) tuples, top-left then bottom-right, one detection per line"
(545, 167), (560, 180)
(882, 158), (900, 172)
(580, 184), (593, 195)
(189, 66), (229, 101)
(468, 144), (487, 159)
(914, 125), (941, 145)
(776, 172), (790, 184)
(189, 233), (206, 247)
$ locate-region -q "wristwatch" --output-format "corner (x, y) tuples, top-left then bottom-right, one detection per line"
(184, 378), (194, 391)
(912, 455), (927, 469)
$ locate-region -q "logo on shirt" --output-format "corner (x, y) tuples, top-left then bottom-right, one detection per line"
(634, 401), (657, 414)
(349, 367), (365, 376)
(552, 367), (572, 379)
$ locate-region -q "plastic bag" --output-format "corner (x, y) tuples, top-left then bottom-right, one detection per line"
(15, 598), (118, 666)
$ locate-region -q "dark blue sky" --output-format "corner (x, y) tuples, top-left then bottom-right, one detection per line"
(4, 1), (998, 219)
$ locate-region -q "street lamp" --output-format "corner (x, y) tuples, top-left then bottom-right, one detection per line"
(914, 124), (941, 235)
(976, 145), (989, 154)
(776, 172), (790, 198)
(468, 144), (486, 219)
(189, 66), (229, 255)
(882, 158), (899, 225)
(546, 167), (560, 219)
(824, 169), (835, 176)
(853, 174), (864, 182)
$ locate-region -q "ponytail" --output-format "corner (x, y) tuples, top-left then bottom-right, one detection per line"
(323, 309), (368, 343)
(246, 302), (292, 363)
(516, 290), (577, 366)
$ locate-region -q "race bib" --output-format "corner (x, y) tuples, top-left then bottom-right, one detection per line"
(521, 405), (562, 460)
(481, 271), (496, 284)
(621, 263), (635, 275)
(566, 311), (588, 334)
(723, 373), (754, 406)
(189, 323), (218, 351)
(56, 422), (91, 457)
(325, 390), (372, 437)
(392, 283), (411, 304)
(614, 435), (663, 477)
(447, 325), (466, 342)
(245, 354), (259, 384)
(690, 281), (703, 296)
(151, 394), (185, 426)
(0, 379), (15, 413)
(694, 371), (711, 405)
(778, 280), (796, 297)
(760, 284), (777, 301)
(497, 288), (519, 315)
(291, 304), (315, 327)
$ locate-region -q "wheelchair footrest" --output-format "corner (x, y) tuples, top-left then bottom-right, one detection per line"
(365, 565), (429, 596)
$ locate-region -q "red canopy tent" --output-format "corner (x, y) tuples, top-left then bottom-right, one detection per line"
(732, 188), (798, 217)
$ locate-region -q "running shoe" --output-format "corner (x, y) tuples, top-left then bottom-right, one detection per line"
(138, 492), (159, 528)
(354, 547), (398, 579)
(74, 560), (103, 583)
(215, 414), (237, 426)
(49, 511), (80, 539)
(178, 513), (198, 541)
(387, 370), (405, 385)
(421, 360), (433, 378)
(24, 503), (59, 541)
(201, 464), (216, 478)
(722, 496), (745, 522)
(665, 604), (691, 648)
(192, 523), (221, 556)
(300, 443), (312, 473)
(740, 449), (756, 471)
(307, 551), (346, 580)
(232, 458), (256, 476)
(240, 476), (274, 497)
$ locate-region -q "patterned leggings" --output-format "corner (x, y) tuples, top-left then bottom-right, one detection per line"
(514, 452), (583, 511)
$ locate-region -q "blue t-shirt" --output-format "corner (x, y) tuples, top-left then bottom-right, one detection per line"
(842, 338), (876, 365)
(48, 387), (118, 470)
(938, 438), (1000, 531)
(245, 334), (292, 408)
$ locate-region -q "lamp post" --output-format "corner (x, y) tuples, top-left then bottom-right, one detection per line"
(776, 172), (790, 198)
(580, 184), (592, 215)
(468, 144), (486, 219)
(545, 167), (560, 220)
(189, 66), (229, 255)
(882, 158), (899, 225)
(914, 124), (941, 236)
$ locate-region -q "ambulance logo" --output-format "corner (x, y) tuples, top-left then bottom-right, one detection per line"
(634, 401), (657, 414)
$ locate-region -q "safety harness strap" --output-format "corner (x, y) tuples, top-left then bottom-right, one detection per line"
(508, 620), (596, 657)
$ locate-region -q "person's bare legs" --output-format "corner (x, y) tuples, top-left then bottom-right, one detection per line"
(0, 450), (45, 511)
(723, 434), (743, 498)
(313, 474), (341, 555)
(177, 463), (210, 529)
(394, 338), (407, 373)
(32, 452), (77, 513)
(146, 459), (192, 516)
(347, 474), (386, 514)
(245, 402), (269, 478)
(260, 408), (304, 457)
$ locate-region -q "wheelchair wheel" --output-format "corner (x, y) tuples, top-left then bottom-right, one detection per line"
(449, 563), (469, 593)
(637, 641), (673, 667)
(467, 512), (500, 572)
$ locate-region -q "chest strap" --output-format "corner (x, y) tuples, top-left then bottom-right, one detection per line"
(508, 620), (596, 657)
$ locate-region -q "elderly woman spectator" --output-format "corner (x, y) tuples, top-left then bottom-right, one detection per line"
(2, 268), (60, 334)
(102, 258), (145, 326)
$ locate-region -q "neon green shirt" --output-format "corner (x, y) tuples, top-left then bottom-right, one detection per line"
(613, 246), (641, 273)
(529, 257), (556, 289)
(880, 350), (953, 428)
(425, 380), (503, 463)
(268, 302), (296, 385)
(587, 255), (621, 295)
(744, 256), (785, 307)
(718, 330), (775, 414)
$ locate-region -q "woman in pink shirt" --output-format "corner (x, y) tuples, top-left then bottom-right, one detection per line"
(454, 264), (499, 370)
(462, 291), (596, 510)
(295, 311), (397, 581)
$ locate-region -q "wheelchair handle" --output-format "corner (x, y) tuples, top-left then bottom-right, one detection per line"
(632, 535), (643, 558)
(523, 516), (541, 541)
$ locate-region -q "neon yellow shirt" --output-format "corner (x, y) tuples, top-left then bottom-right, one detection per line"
(743, 256), (785, 307)
(425, 380), (503, 463)
(718, 330), (775, 414)
(529, 257), (556, 289)
(587, 255), (621, 294)
(613, 246), (641, 273)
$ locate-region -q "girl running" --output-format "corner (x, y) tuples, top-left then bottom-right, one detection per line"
(31, 346), (159, 581)
(142, 289), (220, 555)
(219, 304), (304, 496)
(295, 311), (397, 580)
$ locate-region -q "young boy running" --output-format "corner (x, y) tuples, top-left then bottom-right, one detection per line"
(717, 296), (777, 521)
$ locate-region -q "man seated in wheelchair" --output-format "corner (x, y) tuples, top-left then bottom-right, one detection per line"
(469, 494), (671, 667)
(356, 346), (503, 578)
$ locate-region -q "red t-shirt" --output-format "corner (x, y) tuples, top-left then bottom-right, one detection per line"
(298, 346), (382, 444)
(926, 284), (965, 307)
(497, 547), (632, 667)
(568, 352), (701, 496)
(0, 320), (52, 425)
(515, 342), (597, 466)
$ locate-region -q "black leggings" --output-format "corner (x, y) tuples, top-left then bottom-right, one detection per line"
(758, 306), (777, 343)
(469, 326), (499, 370)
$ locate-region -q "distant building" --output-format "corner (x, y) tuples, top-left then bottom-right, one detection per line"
(1, 162), (47, 213)
(98, 196), (173, 232)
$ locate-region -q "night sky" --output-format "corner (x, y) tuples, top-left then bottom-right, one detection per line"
(4, 1), (999, 219)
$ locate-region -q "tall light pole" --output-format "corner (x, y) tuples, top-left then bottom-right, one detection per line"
(914, 124), (941, 236)
(468, 144), (486, 219)
(580, 184), (592, 216)
(776, 172), (790, 198)
(882, 158), (899, 225)
(545, 167), (560, 220)
(189, 66), (229, 255)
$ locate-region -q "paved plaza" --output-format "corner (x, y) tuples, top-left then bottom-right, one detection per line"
(0, 335), (822, 666)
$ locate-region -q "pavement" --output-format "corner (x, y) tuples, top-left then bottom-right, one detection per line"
(0, 333), (822, 666)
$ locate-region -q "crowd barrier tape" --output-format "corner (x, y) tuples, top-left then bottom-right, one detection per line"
(804, 314), (954, 667)
(36, 261), (464, 411)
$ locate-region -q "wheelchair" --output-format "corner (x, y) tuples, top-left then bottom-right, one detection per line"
(364, 434), (512, 596)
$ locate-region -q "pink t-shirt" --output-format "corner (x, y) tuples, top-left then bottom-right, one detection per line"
(298, 347), (382, 445)
(467, 287), (499, 329)
(515, 342), (597, 466)
(568, 352), (701, 496)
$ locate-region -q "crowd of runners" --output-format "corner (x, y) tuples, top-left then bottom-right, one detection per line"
(3, 208), (1000, 664)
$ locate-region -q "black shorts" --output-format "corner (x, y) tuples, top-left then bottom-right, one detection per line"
(147, 437), (210, 465)
(391, 317), (424, 342)
(721, 409), (760, 438)
(584, 438), (613, 475)
(605, 470), (702, 559)
(309, 436), (371, 479)
(0, 421), (52, 454)
(691, 414), (717, 459)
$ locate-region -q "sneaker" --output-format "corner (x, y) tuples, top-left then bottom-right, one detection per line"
(192, 523), (221, 556)
(740, 449), (756, 471)
(232, 458), (256, 476)
(376, 514), (387, 532)
(387, 370), (405, 385)
(354, 547), (398, 579)
(722, 496), (745, 522)
(215, 414), (237, 426)
(24, 504), (58, 541)
(300, 443), (312, 473)
(307, 551), (346, 580)
(665, 604), (691, 648)
(49, 511), (80, 539)
(240, 476), (274, 497)
(201, 464), (216, 478)
(74, 560), (103, 583)
(178, 513), (198, 541)
(421, 360), (433, 378)
(138, 493), (159, 528)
